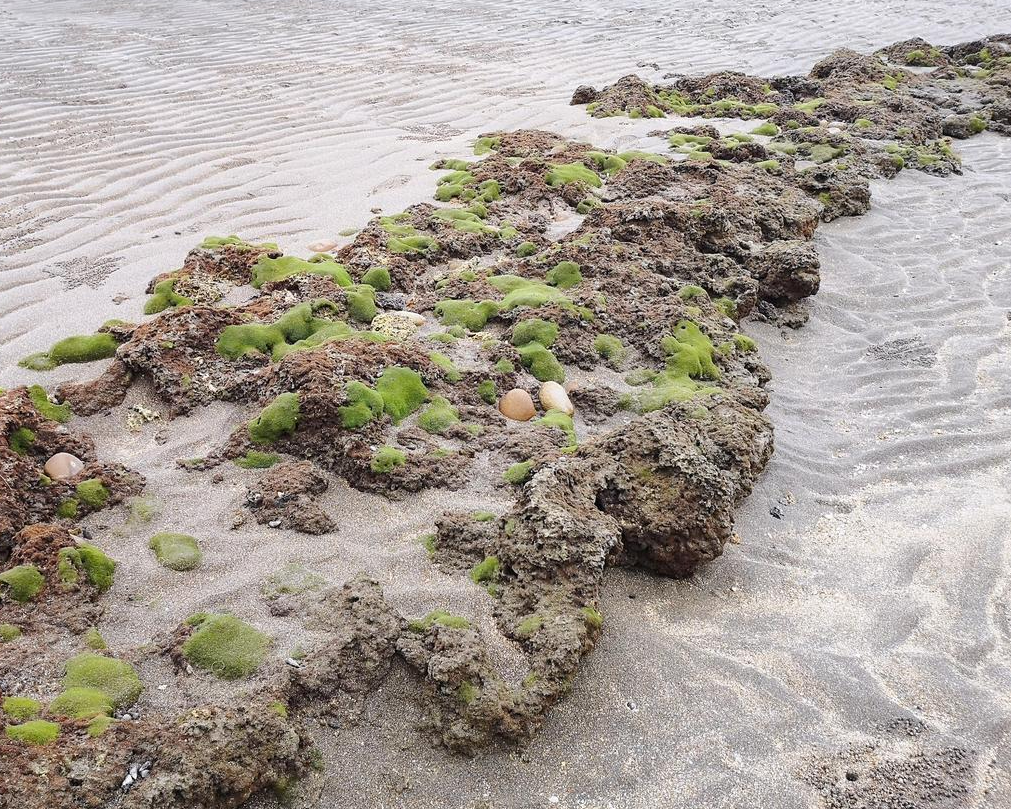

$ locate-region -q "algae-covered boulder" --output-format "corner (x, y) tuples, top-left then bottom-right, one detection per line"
(63, 652), (143, 708)
(182, 613), (270, 680)
(149, 532), (203, 571)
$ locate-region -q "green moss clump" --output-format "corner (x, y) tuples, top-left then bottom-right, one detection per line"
(362, 266), (391, 291)
(535, 410), (576, 446)
(793, 97), (826, 113)
(473, 136), (500, 155)
(516, 614), (544, 637)
(84, 628), (107, 650)
(511, 319), (558, 348)
(494, 359), (515, 374)
(408, 609), (471, 632)
(371, 446), (406, 473)
(126, 498), (157, 523)
(469, 556), (499, 585)
(181, 614), (269, 680)
(488, 275), (572, 312)
(0, 623), (21, 642)
(200, 235), (278, 251)
(661, 321), (720, 380)
(149, 533), (202, 571)
(593, 334), (623, 363)
(3, 696), (41, 720)
(346, 284), (377, 323)
(751, 122), (779, 136)
(248, 392), (300, 444)
(64, 653), (143, 707)
(545, 260), (583, 289)
(516, 241), (537, 257)
(6, 720), (60, 746)
(418, 396), (460, 435)
(420, 533), (437, 558)
(56, 499), (79, 519)
(10, 427), (35, 455)
(544, 163), (602, 188)
(28, 385), (72, 423)
(503, 460), (533, 484)
(582, 606), (603, 629)
(376, 366), (428, 423)
(517, 341), (564, 383)
(75, 479), (110, 509)
(234, 450), (281, 469)
(471, 379), (495, 405)
(669, 133), (713, 148)
(428, 352), (462, 382)
(49, 686), (113, 719)
(73, 544), (115, 591)
(87, 715), (114, 737)
(0, 565), (44, 602)
(338, 381), (385, 429)
(434, 298), (500, 331)
(251, 255), (352, 289)
(733, 334), (757, 352)
(144, 278), (194, 314)
(969, 115), (987, 134)
(904, 49), (932, 66)
(20, 333), (119, 371)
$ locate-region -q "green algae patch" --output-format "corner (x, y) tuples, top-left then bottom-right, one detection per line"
(77, 544), (115, 591)
(347, 285), (377, 324)
(582, 606), (604, 629)
(56, 499), (79, 519)
(511, 319), (558, 348)
(662, 321), (720, 380)
(3, 696), (40, 721)
(535, 410), (576, 446)
(338, 381), (386, 429)
(470, 556), (499, 585)
(362, 266), (391, 291)
(87, 715), (114, 737)
(0, 624), (21, 642)
(200, 235), (278, 252)
(20, 333), (118, 371)
(49, 686), (113, 719)
(10, 428), (35, 455)
(84, 628), (107, 650)
(428, 352), (462, 383)
(248, 392), (300, 445)
(733, 333), (757, 352)
(418, 396), (460, 435)
(376, 366), (428, 423)
(182, 614), (269, 680)
(234, 450), (281, 469)
(6, 720), (59, 746)
(593, 334), (624, 364)
(434, 299), (500, 331)
(477, 379), (497, 404)
(546, 261), (582, 289)
(503, 460), (533, 485)
(0, 565), (44, 602)
(371, 446), (406, 474)
(75, 479), (110, 509)
(64, 653), (143, 708)
(544, 162), (602, 188)
(517, 342), (564, 383)
(751, 122), (780, 136)
(28, 385), (72, 423)
(420, 533), (437, 558)
(516, 615), (544, 637)
(144, 278), (194, 315)
(494, 359), (515, 374)
(473, 136), (501, 155)
(251, 255), (353, 289)
(408, 609), (471, 632)
(149, 533), (202, 572)
(516, 241), (538, 257)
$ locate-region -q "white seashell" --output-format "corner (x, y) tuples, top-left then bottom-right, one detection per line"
(539, 381), (574, 416)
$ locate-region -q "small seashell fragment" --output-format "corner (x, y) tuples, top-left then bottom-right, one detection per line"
(307, 240), (339, 253)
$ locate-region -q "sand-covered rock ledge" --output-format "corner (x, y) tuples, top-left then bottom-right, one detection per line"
(3, 17), (1011, 809)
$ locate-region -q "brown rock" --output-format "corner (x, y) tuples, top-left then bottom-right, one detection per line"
(499, 389), (535, 421)
(44, 452), (84, 480)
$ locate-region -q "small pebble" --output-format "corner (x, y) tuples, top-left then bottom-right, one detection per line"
(499, 389), (536, 421)
(44, 452), (84, 481)
(307, 240), (339, 253)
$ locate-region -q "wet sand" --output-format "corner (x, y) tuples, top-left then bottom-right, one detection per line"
(3, 2), (1011, 807)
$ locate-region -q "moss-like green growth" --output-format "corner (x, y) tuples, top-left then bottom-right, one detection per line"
(969, 115), (987, 134)
(754, 159), (781, 173)
(65, 544), (116, 591)
(376, 366), (428, 423)
(428, 352), (462, 383)
(582, 606), (603, 629)
(494, 358), (515, 374)
(661, 321), (720, 380)
(434, 298), (500, 331)
(904, 48), (941, 66)
(251, 255), (352, 289)
(149, 532), (202, 571)
(10, 427), (35, 455)
(751, 122), (780, 136)
(338, 381), (385, 429)
(3, 696), (41, 720)
(517, 342), (564, 383)
(535, 410), (576, 446)
(75, 478), (110, 510)
(593, 334), (623, 363)
(418, 396), (460, 435)
(371, 446), (406, 473)
(733, 333), (757, 352)
(516, 241), (538, 257)
(6, 720), (60, 746)
(545, 260), (582, 289)
(670, 133), (713, 148)
(0, 623), (21, 642)
(488, 275), (573, 312)
(476, 379), (497, 405)
(181, 614), (269, 680)
(420, 533), (437, 558)
(144, 278), (194, 314)
(794, 97), (826, 113)
(84, 628), (107, 650)
(20, 333), (118, 371)
(511, 319), (558, 348)
(64, 653), (143, 707)
(576, 197), (601, 215)
(503, 460), (533, 485)
(544, 163), (602, 188)
(346, 284), (377, 323)
(714, 297), (738, 319)
(86, 715), (114, 737)
(248, 392), (300, 444)
(516, 614), (544, 637)
(28, 385), (72, 423)
(361, 266), (391, 291)
(408, 609), (471, 632)
(0, 565), (44, 602)
(469, 556), (499, 585)
(473, 136), (501, 155)
(458, 681), (479, 704)
(56, 499), (79, 519)
(234, 450), (281, 469)
(200, 235), (278, 251)
(49, 686), (113, 719)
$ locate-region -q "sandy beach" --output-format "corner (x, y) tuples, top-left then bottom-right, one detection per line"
(3, 2), (1011, 808)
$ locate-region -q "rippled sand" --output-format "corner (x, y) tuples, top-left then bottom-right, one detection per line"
(3, 1), (1011, 807)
